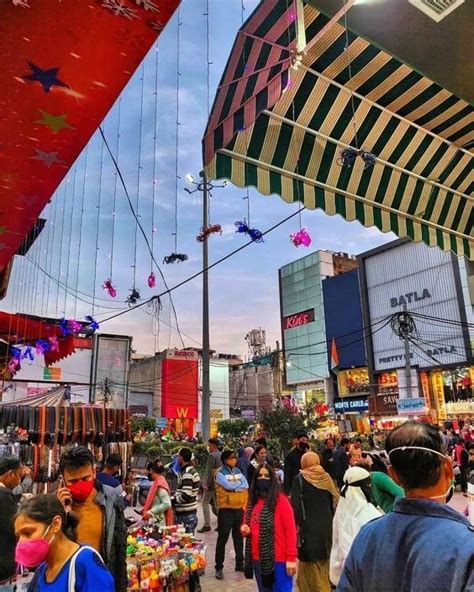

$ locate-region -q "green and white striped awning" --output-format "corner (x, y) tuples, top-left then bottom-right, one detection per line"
(203, 0), (473, 259)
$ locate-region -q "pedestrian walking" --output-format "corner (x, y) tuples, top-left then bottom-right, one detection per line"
(197, 438), (221, 533)
(15, 494), (114, 591)
(142, 459), (173, 528)
(214, 450), (249, 580)
(174, 447), (201, 534)
(357, 453), (404, 513)
(291, 452), (339, 592)
(338, 421), (474, 592)
(455, 439), (469, 495)
(0, 455), (23, 584)
(333, 438), (350, 489)
(56, 446), (127, 592)
(237, 446), (254, 479)
(320, 438), (336, 480)
(330, 466), (381, 586)
(241, 463), (297, 592)
(248, 444), (270, 485)
(283, 431), (309, 495)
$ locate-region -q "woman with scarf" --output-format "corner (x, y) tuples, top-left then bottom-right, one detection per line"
(142, 459), (173, 528)
(329, 466), (381, 586)
(291, 452), (339, 592)
(241, 463), (297, 592)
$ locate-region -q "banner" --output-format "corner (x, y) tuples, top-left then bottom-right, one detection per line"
(431, 370), (447, 420)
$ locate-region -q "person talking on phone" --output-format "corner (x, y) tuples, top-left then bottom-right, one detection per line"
(56, 446), (127, 592)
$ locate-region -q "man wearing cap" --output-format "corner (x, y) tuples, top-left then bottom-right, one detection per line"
(337, 421), (474, 592)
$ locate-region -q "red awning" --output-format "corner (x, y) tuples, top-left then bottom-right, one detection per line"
(0, 0), (180, 274)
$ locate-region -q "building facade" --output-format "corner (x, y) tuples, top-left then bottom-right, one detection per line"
(359, 239), (474, 426)
(278, 251), (358, 404)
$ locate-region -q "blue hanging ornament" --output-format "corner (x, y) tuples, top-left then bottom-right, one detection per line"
(21, 346), (35, 363)
(60, 317), (72, 336)
(11, 346), (22, 359)
(85, 315), (100, 332)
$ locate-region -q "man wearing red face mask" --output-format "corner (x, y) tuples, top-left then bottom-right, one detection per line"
(57, 446), (127, 592)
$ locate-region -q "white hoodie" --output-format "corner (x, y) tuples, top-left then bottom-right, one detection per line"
(330, 467), (382, 585)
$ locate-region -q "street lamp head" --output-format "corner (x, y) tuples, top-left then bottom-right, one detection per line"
(186, 173), (195, 184)
(222, 180), (228, 187)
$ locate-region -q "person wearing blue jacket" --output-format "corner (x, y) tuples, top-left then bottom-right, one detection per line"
(338, 421), (474, 592)
(214, 450), (249, 580)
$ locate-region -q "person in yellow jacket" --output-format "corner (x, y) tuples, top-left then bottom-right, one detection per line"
(214, 450), (249, 581)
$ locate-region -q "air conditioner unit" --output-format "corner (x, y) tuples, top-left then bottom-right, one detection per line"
(408, 0), (464, 22)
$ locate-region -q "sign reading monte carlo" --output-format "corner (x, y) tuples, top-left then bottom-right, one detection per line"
(362, 241), (468, 372)
(283, 309), (315, 330)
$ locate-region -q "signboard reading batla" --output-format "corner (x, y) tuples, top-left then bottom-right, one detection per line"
(360, 240), (469, 373)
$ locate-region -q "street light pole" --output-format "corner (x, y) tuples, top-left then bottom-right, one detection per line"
(201, 173), (211, 441)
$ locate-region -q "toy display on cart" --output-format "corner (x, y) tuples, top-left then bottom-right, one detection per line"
(126, 522), (206, 591)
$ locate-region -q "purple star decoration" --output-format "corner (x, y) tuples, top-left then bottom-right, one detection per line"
(22, 62), (68, 93)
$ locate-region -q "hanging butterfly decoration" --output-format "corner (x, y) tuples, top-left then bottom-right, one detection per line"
(163, 253), (188, 264)
(196, 224), (222, 242)
(290, 228), (312, 248)
(49, 336), (60, 352)
(338, 147), (376, 169)
(35, 339), (51, 355)
(148, 272), (156, 288)
(102, 278), (117, 298)
(21, 346), (35, 363)
(85, 315), (100, 332)
(126, 288), (141, 306)
(235, 219), (264, 243)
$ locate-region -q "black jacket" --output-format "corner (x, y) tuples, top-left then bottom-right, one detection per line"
(320, 448), (336, 479)
(0, 486), (17, 583)
(283, 447), (306, 495)
(333, 446), (349, 485)
(291, 475), (335, 562)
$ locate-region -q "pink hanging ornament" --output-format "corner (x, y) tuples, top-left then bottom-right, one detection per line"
(290, 228), (312, 248)
(69, 319), (82, 334)
(49, 336), (59, 352)
(8, 357), (20, 374)
(148, 272), (156, 288)
(102, 279), (117, 298)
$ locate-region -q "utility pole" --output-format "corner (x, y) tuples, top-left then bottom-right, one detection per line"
(201, 173), (210, 441)
(402, 305), (413, 399)
(184, 172), (227, 441)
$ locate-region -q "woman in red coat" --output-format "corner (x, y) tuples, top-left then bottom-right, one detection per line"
(241, 463), (297, 592)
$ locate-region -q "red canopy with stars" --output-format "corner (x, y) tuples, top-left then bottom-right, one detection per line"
(0, 0), (180, 275)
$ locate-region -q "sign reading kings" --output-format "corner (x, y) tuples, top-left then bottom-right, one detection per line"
(283, 309), (315, 330)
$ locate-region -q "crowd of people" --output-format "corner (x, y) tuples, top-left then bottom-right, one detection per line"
(0, 422), (473, 591)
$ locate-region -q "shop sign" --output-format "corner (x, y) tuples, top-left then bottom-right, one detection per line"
(283, 308), (315, 330)
(390, 288), (431, 308)
(419, 372), (431, 410)
(378, 372), (398, 394)
(334, 397), (369, 413)
(446, 401), (474, 415)
(337, 368), (370, 397)
(43, 367), (61, 380)
(129, 405), (148, 417)
(368, 394), (398, 415)
(73, 337), (92, 349)
(154, 417), (168, 428)
(397, 369), (419, 399)
(396, 397), (427, 416)
(241, 406), (257, 421)
(210, 408), (224, 419)
(431, 370), (447, 420)
(168, 349), (198, 360)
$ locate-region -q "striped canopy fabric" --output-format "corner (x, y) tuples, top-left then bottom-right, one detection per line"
(203, 0), (473, 259)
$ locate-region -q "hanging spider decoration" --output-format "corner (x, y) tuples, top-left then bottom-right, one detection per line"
(48, 336), (59, 352)
(148, 272), (156, 289)
(235, 220), (264, 243)
(163, 253), (188, 264)
(338, 147), (376, 169)
(85, 315), (100, 332)
(102, 279), (117, 298)
(290, 228), (312, 248)
(126, 288), (141, 306)
(196, 224), (222, 242)
(35, 339), (51, 355)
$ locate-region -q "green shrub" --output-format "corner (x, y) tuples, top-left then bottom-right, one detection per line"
(146, 445), (166, 458)
(193, 444), (209, 472)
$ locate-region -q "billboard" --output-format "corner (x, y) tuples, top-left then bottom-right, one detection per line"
(92, 334), (131, 408)
(361, 241), (469, 372)
(161, 356), (198, 419)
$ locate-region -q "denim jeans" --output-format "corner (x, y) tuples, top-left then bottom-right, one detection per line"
(176, 511), (198, 535)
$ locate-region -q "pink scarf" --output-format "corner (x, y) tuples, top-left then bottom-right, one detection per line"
(143, 475), (173, 525)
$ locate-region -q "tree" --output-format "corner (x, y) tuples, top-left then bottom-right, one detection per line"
(217, 419), (252, 439)
(260, 402), (321, 455)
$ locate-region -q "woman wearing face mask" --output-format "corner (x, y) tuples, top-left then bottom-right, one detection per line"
(241, 463), (297, 592)
(247, 445), (270, 486)
(142, 459), (173, 527)
(15, 494), (114, 592)
(329, 466), (381, 587)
